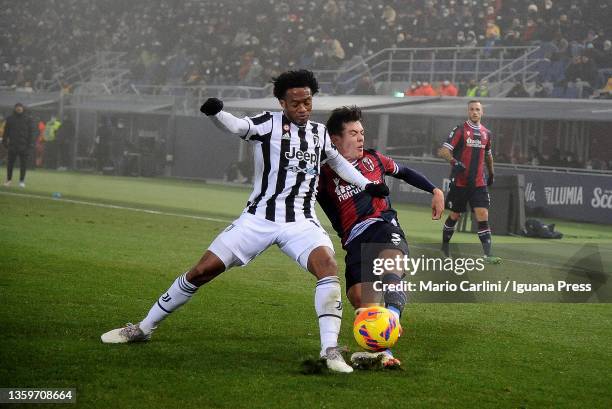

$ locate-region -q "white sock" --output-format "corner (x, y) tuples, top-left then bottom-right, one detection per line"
(314, 276), (342, 356)
(139, 272), (198, 334)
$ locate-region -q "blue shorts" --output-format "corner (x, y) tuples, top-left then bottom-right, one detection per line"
(343, 221), (409, 291)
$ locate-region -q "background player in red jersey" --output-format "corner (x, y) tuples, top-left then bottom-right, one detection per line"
(318, 106), (444, 368)
(438, 100), (502, 264)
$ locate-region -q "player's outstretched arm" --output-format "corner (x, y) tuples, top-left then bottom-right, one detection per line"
(326, 154), (369, 189)
(200, 98), (250, 136)
(393, 164), (444, 219)
(326, 154), (388, 197)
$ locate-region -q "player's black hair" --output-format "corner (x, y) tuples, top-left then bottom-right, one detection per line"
(326, 105), (362, 136)
(468, 100), (481, 105)
(272, 69), (319, 99)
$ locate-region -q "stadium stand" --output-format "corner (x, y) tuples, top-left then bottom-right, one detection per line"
(1, 0), (610, 98)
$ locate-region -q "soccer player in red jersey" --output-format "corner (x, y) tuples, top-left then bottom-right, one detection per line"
(318, 106), (444, 368)
(438, 100), (502, 264)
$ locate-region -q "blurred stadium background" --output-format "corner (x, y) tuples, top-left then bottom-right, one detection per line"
(1, 0), (611, 227)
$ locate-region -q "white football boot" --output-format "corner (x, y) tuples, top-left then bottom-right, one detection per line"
(323, 346), (353, 373)
(101, 322), (152, 344)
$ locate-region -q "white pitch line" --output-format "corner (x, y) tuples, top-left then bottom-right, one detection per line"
(0, 190), (232, 224)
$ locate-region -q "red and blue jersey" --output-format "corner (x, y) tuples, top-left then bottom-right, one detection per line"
(443, 121), (492, 187)
(317, 149), (399, 247)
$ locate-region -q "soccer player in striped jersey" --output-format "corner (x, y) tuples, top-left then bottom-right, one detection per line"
(438, 100), (502, 264)
(101, 70), (389, 374)
(317, 106), (444, 368)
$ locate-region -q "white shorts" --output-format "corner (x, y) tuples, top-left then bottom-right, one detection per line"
(208, 212), (334, 270)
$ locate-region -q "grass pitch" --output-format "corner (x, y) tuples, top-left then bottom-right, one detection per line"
(1, 170), (611, 408)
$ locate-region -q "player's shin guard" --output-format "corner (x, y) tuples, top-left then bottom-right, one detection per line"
(314, 276), (343, 356)
(139, 272), (198, 334)
(382, 273), (407, 319)
(477, 221), (492, 256)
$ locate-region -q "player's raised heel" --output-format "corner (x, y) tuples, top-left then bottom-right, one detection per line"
(101, 322), (152, 344)
(323, 347), (353, 373)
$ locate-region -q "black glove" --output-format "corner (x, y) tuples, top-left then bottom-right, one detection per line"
(451, 159), (466, 172)
(200, 98), (223, 116)
(487, 173), (494, 186)
(364, 183), (389, 197)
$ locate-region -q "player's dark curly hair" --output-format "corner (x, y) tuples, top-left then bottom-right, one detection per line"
(272, 69), (319, 99)
(326, 105), (362, 136)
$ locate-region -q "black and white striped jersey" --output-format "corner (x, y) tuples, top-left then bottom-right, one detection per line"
(241, 111), (339, 223)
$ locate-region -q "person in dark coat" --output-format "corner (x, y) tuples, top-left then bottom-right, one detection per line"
(3, 103), (36, 187)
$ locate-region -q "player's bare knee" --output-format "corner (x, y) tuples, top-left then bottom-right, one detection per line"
(307, 247), (338, 279)
(347, 285), (361, 309)
(474, 208), (488, 221)
(187, 252), (226, 286)
(314, 256), (337, 279)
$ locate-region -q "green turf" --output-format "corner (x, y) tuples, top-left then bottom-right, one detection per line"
(1, 170), (611, 408)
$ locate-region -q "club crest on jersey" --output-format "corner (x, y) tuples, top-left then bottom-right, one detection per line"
(391, 233), (401, 246)
(313, 134), (319, 147)
(362, 157), (375, 172)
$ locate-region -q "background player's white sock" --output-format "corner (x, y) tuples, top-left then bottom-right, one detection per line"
(314, 276), (343, 356)
(139, 272), (198, 334)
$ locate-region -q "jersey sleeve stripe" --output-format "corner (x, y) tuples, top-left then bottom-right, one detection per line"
(443, 142), (454, 150)
(251, 112), (272, 125)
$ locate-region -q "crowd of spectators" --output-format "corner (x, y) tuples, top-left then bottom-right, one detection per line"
(0, 0), (610, 96)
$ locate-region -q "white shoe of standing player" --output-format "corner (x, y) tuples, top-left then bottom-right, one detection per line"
(101, 322), (152, 344)
(322, 346), (353, 373)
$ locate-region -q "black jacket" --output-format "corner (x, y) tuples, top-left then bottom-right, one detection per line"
(3, 110), (35, 152)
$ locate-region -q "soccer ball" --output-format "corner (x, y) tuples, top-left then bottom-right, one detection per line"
(353, 306), (401, 351)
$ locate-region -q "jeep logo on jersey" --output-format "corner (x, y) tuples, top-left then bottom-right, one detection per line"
(362, 157), (375, 172)
(285, 147), (318, 164)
